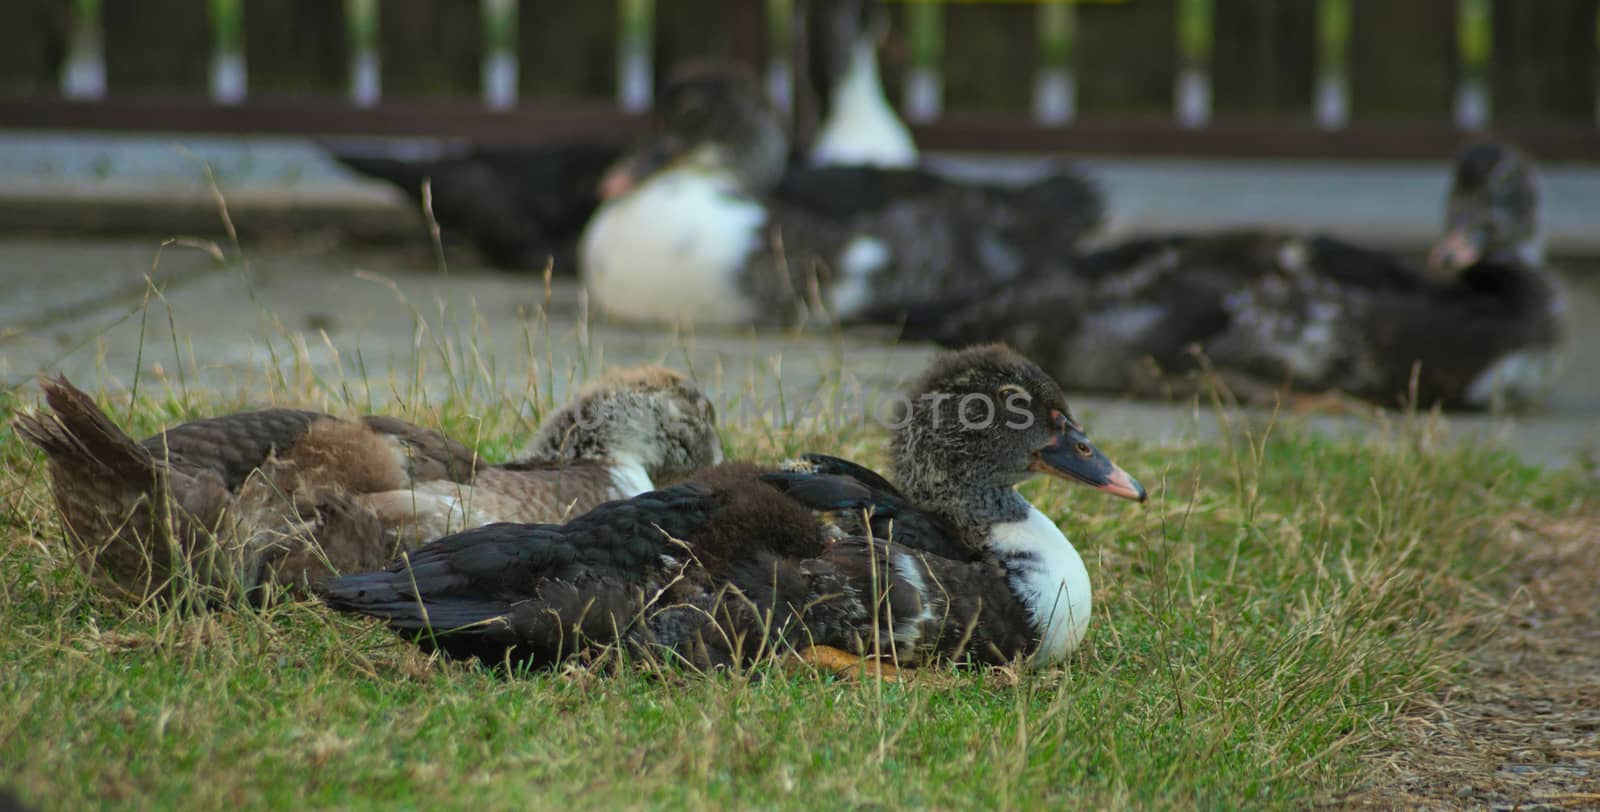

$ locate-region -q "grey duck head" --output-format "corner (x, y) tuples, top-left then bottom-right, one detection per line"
(522, 366), (723, 486)
(1430, 142), (1541, 274)
(889, 344), (1145, 536)
(598, 63), (790, 199)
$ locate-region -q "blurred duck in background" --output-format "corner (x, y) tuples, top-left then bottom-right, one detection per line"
(580, 63), (1101, 327)
(894, 142), (1566, 412)
(324, 0), (1100, 286)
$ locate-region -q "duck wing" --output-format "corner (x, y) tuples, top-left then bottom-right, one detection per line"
(320, 481), (751, 666)
(775, 165), (1103, 315)
(793, 537), (1036, 665)
(759, 454), (975, 561)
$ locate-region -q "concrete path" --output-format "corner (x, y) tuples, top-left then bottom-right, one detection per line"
(1, 237), (1595, 472)
(3, 133), (1599, 254)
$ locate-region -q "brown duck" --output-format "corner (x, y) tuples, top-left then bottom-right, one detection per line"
(14, 366), (721, 604)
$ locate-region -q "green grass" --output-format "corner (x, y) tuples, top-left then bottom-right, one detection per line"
(0, 278), (1592, 810)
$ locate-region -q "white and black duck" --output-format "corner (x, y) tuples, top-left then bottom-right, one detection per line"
(14, 367), (720, 603)
(894, 142), (1566, 410)
(321, 345), (1146, 672)
(580, 64), (1102, 327)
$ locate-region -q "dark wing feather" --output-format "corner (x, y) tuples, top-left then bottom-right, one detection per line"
(760, 458), (976, 561)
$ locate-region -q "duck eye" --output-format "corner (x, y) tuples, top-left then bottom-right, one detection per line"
(1074, 441), (1093, 457)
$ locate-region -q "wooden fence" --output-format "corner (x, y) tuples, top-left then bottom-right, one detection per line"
(2, 0), (1598, 161)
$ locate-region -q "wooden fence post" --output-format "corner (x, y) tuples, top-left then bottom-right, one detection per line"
(209, 0), (246, 104)
(903, 0), (943, 122)
(62, 0), (105, 99)
(1034, 1), (1077, 125)
(618, 0), (654, 112)
(482, 0), (518, 109)
(1455, 0), (1491, 129)
(1175, 0), (1213, 128)
(346, 0), (381, 107)
(1315, 0), (1350, 129)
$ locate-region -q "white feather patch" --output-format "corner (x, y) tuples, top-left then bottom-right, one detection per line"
(827, 236), (888, 318)
(988, 505), (1093, 662)
(607, 456), (655, 500)
(580, 168), (766, 326)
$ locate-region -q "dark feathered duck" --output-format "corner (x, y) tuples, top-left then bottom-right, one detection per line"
(321, 346), (1146, 673)
(13, 366), (720, 603)
(897, 142), (1565, 410)
(579, 64), (1102, 327)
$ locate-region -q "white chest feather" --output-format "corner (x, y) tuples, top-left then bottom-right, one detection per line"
(809, 41), (917, 170)
(606, 457), (655, 500)
(579, 169), (767, 326)
(989, 505), (1093, 662)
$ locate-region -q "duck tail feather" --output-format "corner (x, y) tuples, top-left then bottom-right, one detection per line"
(323, 148), (434, 200)
(14, 375), (156, 485)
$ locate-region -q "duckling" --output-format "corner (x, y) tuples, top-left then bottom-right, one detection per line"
(14, 366), (721, 603)
(580, 63), (1102, 328)
(896, 142), (1566, 411)
(321, 345), (1146, 672)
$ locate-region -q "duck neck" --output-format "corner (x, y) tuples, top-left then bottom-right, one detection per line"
(605, 452), (655, 499)
(981, 490), (1094, 663)
(812, 37), (915, 168)
(830, 39), (889, 115)
(902, 468), (1094, 660)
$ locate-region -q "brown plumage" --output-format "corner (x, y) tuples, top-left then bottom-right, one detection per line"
(14, 366), (722, 604)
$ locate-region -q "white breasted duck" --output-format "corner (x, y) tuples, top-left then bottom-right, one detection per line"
(580, 64), (1103, 328)
(14, 366), (721, 603)
(322, 345), (1146, 672)
(805, 0), (917, 169)
(897, 142), (1566, 411)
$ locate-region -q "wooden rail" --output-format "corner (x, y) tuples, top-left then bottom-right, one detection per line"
(15, 0), (1600, 161)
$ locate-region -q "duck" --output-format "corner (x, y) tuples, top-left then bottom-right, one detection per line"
(321, 345), (1147, 673)
(804, 0), (917, 169)
(893, 142), (1566, 411)
(580, 63), (1103, 328)
(13, 366), (722, 604)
